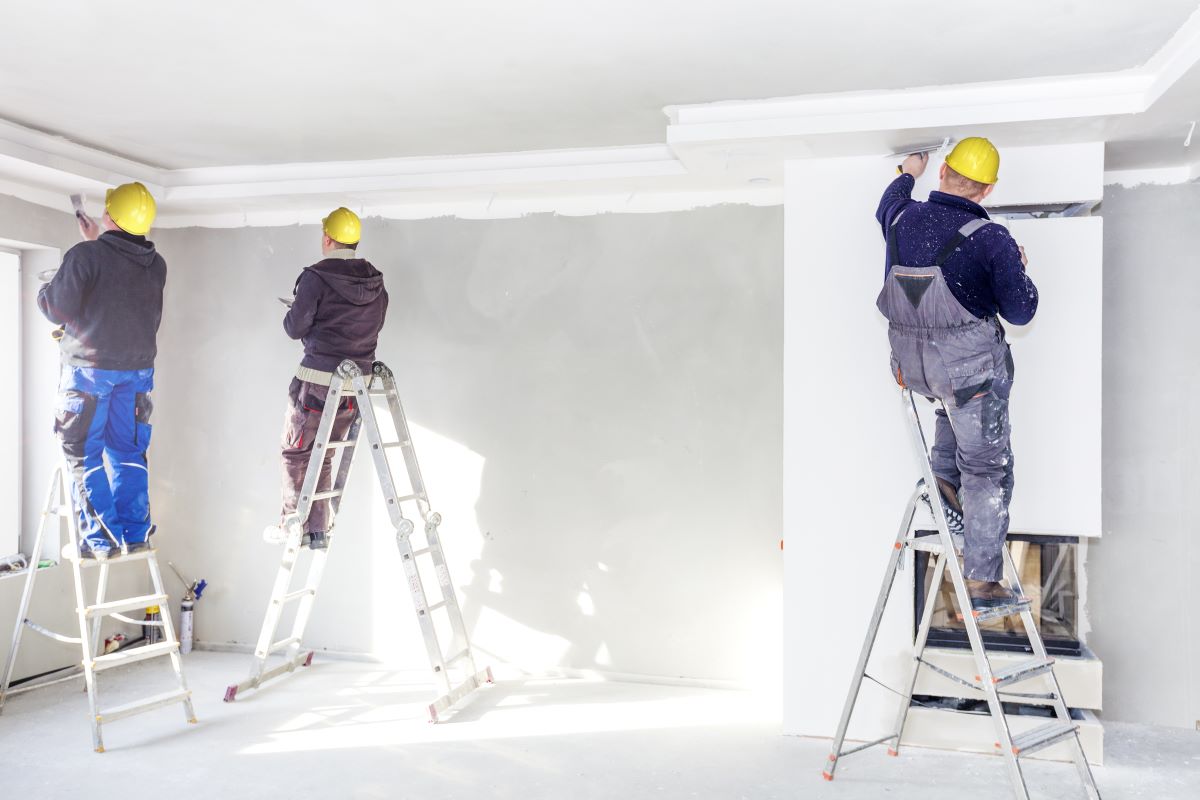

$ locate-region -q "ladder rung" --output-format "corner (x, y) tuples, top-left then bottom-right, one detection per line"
(971, 598), (1032, 623)
(279, 588), (316, 604)
(98, 688), (191, 724)
(1005, 721), (1078, 757)
(411, 547), (431, 557)
(92, 641), (178, 671)
(393, 493), (418, 503)
(85, 593), (168, 619)
(980, 657), (1055, 689)
(269, 636), (302, 654)
(426, 600), (447, 612)
(383, 442), (408, 449)
(324, 440), (356, 450)
(309, 490), (341, 501)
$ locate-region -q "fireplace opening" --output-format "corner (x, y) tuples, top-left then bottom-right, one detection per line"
(913, 534), (1082, 657)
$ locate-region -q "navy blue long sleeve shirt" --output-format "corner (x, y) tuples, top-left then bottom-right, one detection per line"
(876, 174), (1038, 325)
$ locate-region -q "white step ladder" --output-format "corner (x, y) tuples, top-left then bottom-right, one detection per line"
(224, 360), (491, 721)
(822, 389), (1100, 800)
(0, 466), (197, 752)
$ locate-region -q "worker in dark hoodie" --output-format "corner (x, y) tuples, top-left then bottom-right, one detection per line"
(265, 207), (388, 550)
(37, 182), (166, 560)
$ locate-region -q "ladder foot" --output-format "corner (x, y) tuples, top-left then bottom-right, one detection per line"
(223, 685), (238, 703)
(188, 717), (199, 724)
(887, 748), (899, 757)
(94, 746), (105, 754)
(822, 771), (834, 781)
(303, 651), (314, 667)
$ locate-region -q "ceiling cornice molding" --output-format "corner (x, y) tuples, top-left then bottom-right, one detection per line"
(0, 8), (1197, 225)
(665, 8), (1200, 146)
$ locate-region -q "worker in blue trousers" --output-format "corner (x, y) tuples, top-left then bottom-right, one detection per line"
(875, 138), (1038, 611)
(37, 182), (167, 560)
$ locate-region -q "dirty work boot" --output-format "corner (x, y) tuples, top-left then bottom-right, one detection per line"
(79, 543), (113, 562)
(965, 579), (1024, 611)
(306, 531), (328, 551)
(124, 541), (152, 555)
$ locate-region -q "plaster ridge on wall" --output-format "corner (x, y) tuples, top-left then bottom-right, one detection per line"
(1103, 159), (1200, 188)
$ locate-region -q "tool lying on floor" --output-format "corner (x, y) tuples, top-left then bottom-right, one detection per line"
(822, 389), (1100, 800)
(0, 466), (197, 752)
(225, 360), (492, 721)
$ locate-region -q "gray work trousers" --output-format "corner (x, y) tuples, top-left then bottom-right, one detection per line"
(280, 377), (357, 534)
(890, 322), (1015, 582)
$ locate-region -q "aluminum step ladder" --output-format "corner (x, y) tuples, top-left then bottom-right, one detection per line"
(822, 388), (1100, 800)
(225, 359), (491, 721)
(0, 466), (197, 752)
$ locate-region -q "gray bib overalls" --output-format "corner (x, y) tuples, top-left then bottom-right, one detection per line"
(877, 215), (1015, 582)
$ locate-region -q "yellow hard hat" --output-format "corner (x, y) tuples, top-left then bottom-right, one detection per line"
(322, 207), (361, 245)
(105, 182), (157, 236)
(944, 137), (1000, 184)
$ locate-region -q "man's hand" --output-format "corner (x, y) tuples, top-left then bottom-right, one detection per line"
(1019, 245), (1028, 267)
(77, 213), (100, 241)
(901, 152), (929, 178)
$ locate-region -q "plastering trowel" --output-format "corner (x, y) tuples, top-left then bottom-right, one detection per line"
(887, 138), (955, 174)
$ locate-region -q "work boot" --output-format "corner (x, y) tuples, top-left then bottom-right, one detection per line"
(306, 531), (328, 551)
(79, 544), (113, 562)
(965, 579), (1023, 611)
(124, 541), (152, 555)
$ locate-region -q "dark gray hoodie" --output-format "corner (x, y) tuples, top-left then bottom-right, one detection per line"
(37, 230), (167, 371)
(283, 253), (388, 372)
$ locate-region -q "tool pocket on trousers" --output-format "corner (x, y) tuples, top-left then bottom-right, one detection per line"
(134, 392), (153, 448)
(946, 352), (995, 408)
(54, 390), (96, 457)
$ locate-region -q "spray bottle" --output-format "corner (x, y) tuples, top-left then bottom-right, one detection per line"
(167, 561), (207, 655)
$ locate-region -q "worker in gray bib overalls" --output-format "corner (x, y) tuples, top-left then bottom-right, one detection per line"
(875, 138), (1039, 611)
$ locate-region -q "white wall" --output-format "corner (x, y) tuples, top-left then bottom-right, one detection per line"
(0, 196), (141, 686)
(148, 206), (784, 687)
(782, 144), (1104, 738)
(0, 250), (18, 558)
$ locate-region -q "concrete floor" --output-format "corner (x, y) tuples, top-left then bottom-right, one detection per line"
(0, 650), (1196, 799)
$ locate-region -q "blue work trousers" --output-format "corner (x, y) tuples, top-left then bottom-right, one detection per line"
(53, 366), (155, 551)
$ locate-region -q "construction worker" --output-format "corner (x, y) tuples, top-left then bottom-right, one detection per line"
(37, 182), (165, 560)
(875, 138), (1038, 611)
(265, 207), (388, 550)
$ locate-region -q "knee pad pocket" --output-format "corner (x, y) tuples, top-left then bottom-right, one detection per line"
(54, 390), (96, 457)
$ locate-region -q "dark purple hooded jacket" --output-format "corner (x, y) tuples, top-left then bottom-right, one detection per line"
(283, 254), (388, 372)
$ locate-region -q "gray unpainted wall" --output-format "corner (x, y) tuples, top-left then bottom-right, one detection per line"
(1090, 182), (1200, 729)
(148, 207), (784, 684)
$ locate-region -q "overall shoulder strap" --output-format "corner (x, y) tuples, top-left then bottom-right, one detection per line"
(886, 208), (909, 269)
(932, 217), (992, 267)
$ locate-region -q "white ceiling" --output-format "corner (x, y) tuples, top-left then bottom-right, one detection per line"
(1, 0), (1197, 168)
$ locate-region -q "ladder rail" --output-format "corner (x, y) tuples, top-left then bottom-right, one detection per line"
(823, 389), (1101, 800)
(228, 359), (492, 720)
(0, 467), (62, 713)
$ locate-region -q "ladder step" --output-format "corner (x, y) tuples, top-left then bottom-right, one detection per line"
(310, 490), (341, 501)
(980, 657), (1055, 689)
(383, 442), (408, 449)
(279, 588), (317, 604)
(92, 641), (178, 671)
(97, 688), (191, 724)
(905, 532), (964, 555)
(1005, 721), (1079, 757)
(269, 636), (302, 654)
(971, 598), (1032, 623)
(325, 440), (356, 450)
(426, 600), (447, 612)
(85, 593), (168, 619)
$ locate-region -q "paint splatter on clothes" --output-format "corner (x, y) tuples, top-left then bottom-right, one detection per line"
(876, 174), (1038, 324)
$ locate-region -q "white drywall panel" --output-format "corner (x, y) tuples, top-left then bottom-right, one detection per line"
(147, 207), (783, 687)
(782, 145), (1104, 738)
(1004, 217), (1103, 537)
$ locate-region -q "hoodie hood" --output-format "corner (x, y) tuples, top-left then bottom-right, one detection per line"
(99, 229), (159, 267)
(305, 258), (385, 306)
